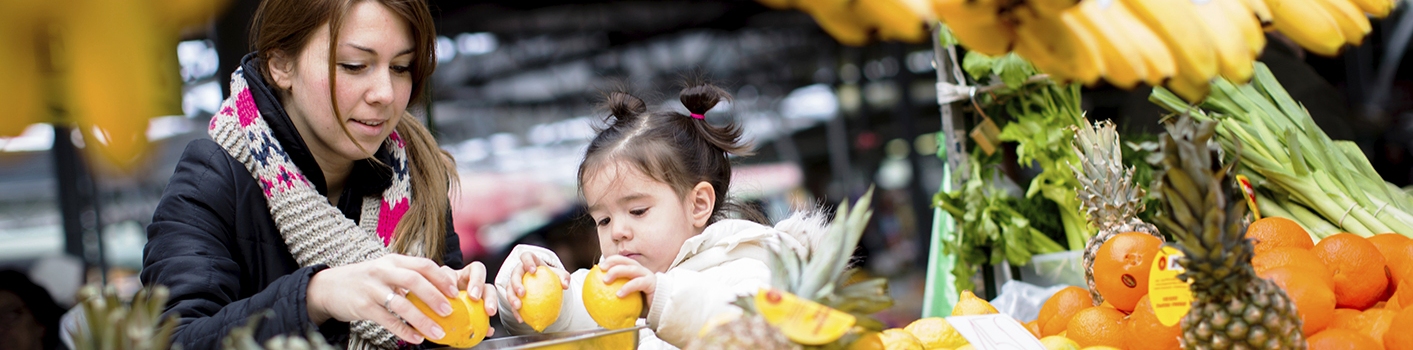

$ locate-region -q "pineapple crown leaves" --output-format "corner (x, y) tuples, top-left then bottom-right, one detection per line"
(1152, 115), (1255, 296)
(1070, 118), (1147, 225)
(73, 284), (181, 350)
(222, 311), (337, 350)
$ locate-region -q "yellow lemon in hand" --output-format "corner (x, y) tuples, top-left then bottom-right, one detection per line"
(520, 266), (563, 332)
(407, 290), (490, 348)
(583, 264), (643, 329)
(879, 328), (925, 350)
(951, 290), (999, 316)
(903, 317), (968, 349)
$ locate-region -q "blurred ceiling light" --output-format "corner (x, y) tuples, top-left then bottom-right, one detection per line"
(0, 124), (55, 152)
(780, 84), (838, 121)
(906, 50), (935, 73)
(176, 40), (219, 82)
(146, 116), (193, 141)
(436, 35), (456, 63)
(456, 32), (498, 56)
(181, 80), (223, 117)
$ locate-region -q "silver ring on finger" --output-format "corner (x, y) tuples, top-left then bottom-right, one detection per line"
(383, 292), (398, 314)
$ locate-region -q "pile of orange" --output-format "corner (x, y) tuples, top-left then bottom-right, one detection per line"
(1030, 231), (1173, 349)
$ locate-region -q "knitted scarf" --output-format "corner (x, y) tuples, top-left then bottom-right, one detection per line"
(210, 67), (411, 349)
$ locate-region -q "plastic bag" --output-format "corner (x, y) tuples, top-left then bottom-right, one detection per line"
(989, 280), (1072, 323)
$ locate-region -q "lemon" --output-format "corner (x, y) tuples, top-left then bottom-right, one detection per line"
(903, 317), (968, 349)
(951, 290), (999, 316)
(407, 290), (489, 348)
(754, 288), (855, 345)
(590, 330), (637, 350)
(847, 332), (885, 350)
(520, 266), (563, 332)
(956, 345), (976, 350)
(583, 265), (643, 329)
(1039, 335), (1081, 350)
(878, 328), (925, 350)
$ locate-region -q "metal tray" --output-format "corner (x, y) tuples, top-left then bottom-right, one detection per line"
(437, 326), (643, 350)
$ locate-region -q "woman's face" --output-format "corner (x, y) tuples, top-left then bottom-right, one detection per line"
(269, 1), (413, 167)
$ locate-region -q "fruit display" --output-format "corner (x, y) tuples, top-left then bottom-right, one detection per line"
(1151, 62), (1413, 238)
(1071, 119), (1164, 305)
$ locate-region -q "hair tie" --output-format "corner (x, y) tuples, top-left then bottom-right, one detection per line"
(690, 113), (705, 120)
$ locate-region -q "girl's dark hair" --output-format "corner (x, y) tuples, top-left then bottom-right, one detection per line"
(0, 270), (62, 350)
(579, 82), (768, 224)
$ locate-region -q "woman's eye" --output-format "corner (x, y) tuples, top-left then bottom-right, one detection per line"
(339, 63), (366, 72)
(597, 217), (611, 227)
(629, 208), (647, 216)
(391, 65), (412, 74)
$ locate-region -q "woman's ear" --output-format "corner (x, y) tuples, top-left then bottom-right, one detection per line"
(267, 51), (296, 91)
(688, 181), (716, 228)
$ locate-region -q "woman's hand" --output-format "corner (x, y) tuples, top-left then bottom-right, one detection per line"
(306, 254), (460, 344)
(599, 255), (656, 317)
(497, 252), (571, 323)
(445, 261), (499, 317)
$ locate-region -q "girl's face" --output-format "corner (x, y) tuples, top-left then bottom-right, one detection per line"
(269, 1), (412, 167)
(584, 161), (715, 273)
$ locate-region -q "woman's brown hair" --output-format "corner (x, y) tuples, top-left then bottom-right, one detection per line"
(250, 0), (455, 261)
(579, 82), (767, 224)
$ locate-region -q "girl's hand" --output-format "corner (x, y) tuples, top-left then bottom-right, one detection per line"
(306, 254), (459, 344)
(497, 252), (571, 323)
(599, 255), (656, 317)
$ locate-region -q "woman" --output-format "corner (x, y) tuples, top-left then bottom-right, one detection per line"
(141, 0), (495, 348)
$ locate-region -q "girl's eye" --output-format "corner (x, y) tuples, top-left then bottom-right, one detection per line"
(597, 217), (611, 227)
(339, 63), (366, 73)
(629, 208), (648, 216)
(391, 65), (412, 74)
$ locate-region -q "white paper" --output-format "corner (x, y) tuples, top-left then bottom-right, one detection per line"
(944, 314), (1046, 350)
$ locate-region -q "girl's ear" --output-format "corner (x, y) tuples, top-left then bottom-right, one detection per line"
(688, 181), (716, 228)
(267, 50), (296, 91)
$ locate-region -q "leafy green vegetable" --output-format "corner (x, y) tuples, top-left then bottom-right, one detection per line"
(935, 152), (1066, 292)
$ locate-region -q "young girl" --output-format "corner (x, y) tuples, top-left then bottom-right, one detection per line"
(493, 84), (828, 349)
(142, 0), (495, 349)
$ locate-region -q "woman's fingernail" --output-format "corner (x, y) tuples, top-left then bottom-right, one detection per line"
(437, 303), (453, 316)
(430, 326), (446, 340)
(410, 335), (425, 343)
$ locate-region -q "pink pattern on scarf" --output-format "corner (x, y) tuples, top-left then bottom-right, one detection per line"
(235, 89), (259, 127)
(376, 198), (410, 246)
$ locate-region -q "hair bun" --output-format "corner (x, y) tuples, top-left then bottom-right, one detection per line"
(679, 84), (730, 116)
(604, 91), (647, 120)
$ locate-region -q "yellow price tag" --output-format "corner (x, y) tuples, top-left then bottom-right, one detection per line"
(1236, 175), (1260, 220)
(1148, 246), (1194, 327)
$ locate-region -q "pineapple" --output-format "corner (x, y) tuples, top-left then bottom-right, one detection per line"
(1152, 116), (1304, 349)
(70, 285), (179, 350)
(1071, 118), (1164, 304)
(222, 310), (338, 350)
(687, 188), (893, 350)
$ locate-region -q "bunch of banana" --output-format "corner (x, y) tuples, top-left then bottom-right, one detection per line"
(762, 0), (937, 46)
(1269, 0), (1384, 57)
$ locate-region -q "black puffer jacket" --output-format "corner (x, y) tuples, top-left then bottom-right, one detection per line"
(141, 54), (461, 349)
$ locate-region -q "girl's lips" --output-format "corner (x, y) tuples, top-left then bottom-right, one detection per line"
(347, 118), (386, 136)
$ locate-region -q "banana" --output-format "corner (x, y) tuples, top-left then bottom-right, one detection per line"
(1166, 70), (1213, 105)
(1269, 0), (1347, 56)
(1122, 0), (1217, 101)
(1028, 0), (1082, 17)
(1194, 0), (1259, 83)
(1071, 0), (1147, 89)
(1012, 5), (1105, 84)
(804, 0), (872, 46)
(1314, 0), (1373, 45)
(1243, 0), (1275, 26)
(1349, 0), (1396, 17)
(1220, 0), (1269, 57)
(1108, 0), (1176, 86)
(856, 0), (934, 43)
(934, 0), (1016, 56)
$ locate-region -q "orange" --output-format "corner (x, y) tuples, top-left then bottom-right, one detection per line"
(1330, 308), (1362, 329)
(1038, 286), (1093, 336)
(1065, 306), (1126, 348)
(1092, 232), (1163, 313)
(1370, 234), (1412, 301)
(1331, 308), (1398, 348)
(1245, 217), (1313, 254)
(1251, 246), (1334, 288)
(1387, 308), (1413, 350)
(1259, 266), (1336, 336)
(1312, 233), (1390, 310)
(1122, 295), (1180, 350)
(1025, 319), (1041, 339)
(1400, 279), (1413, 309)
(1308, 328), (1381, 350)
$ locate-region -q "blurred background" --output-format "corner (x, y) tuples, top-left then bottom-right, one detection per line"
(4, 0), (1413, 330)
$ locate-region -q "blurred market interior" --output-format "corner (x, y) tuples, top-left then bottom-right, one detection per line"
(6, 0), (1413, 330)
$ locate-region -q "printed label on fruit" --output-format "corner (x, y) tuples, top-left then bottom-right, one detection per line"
(944, 314), (1044, 350)
(754, 288), (855, 345)
(1236, 175), (1260, 220)
(1148, 246), (1194, 326)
